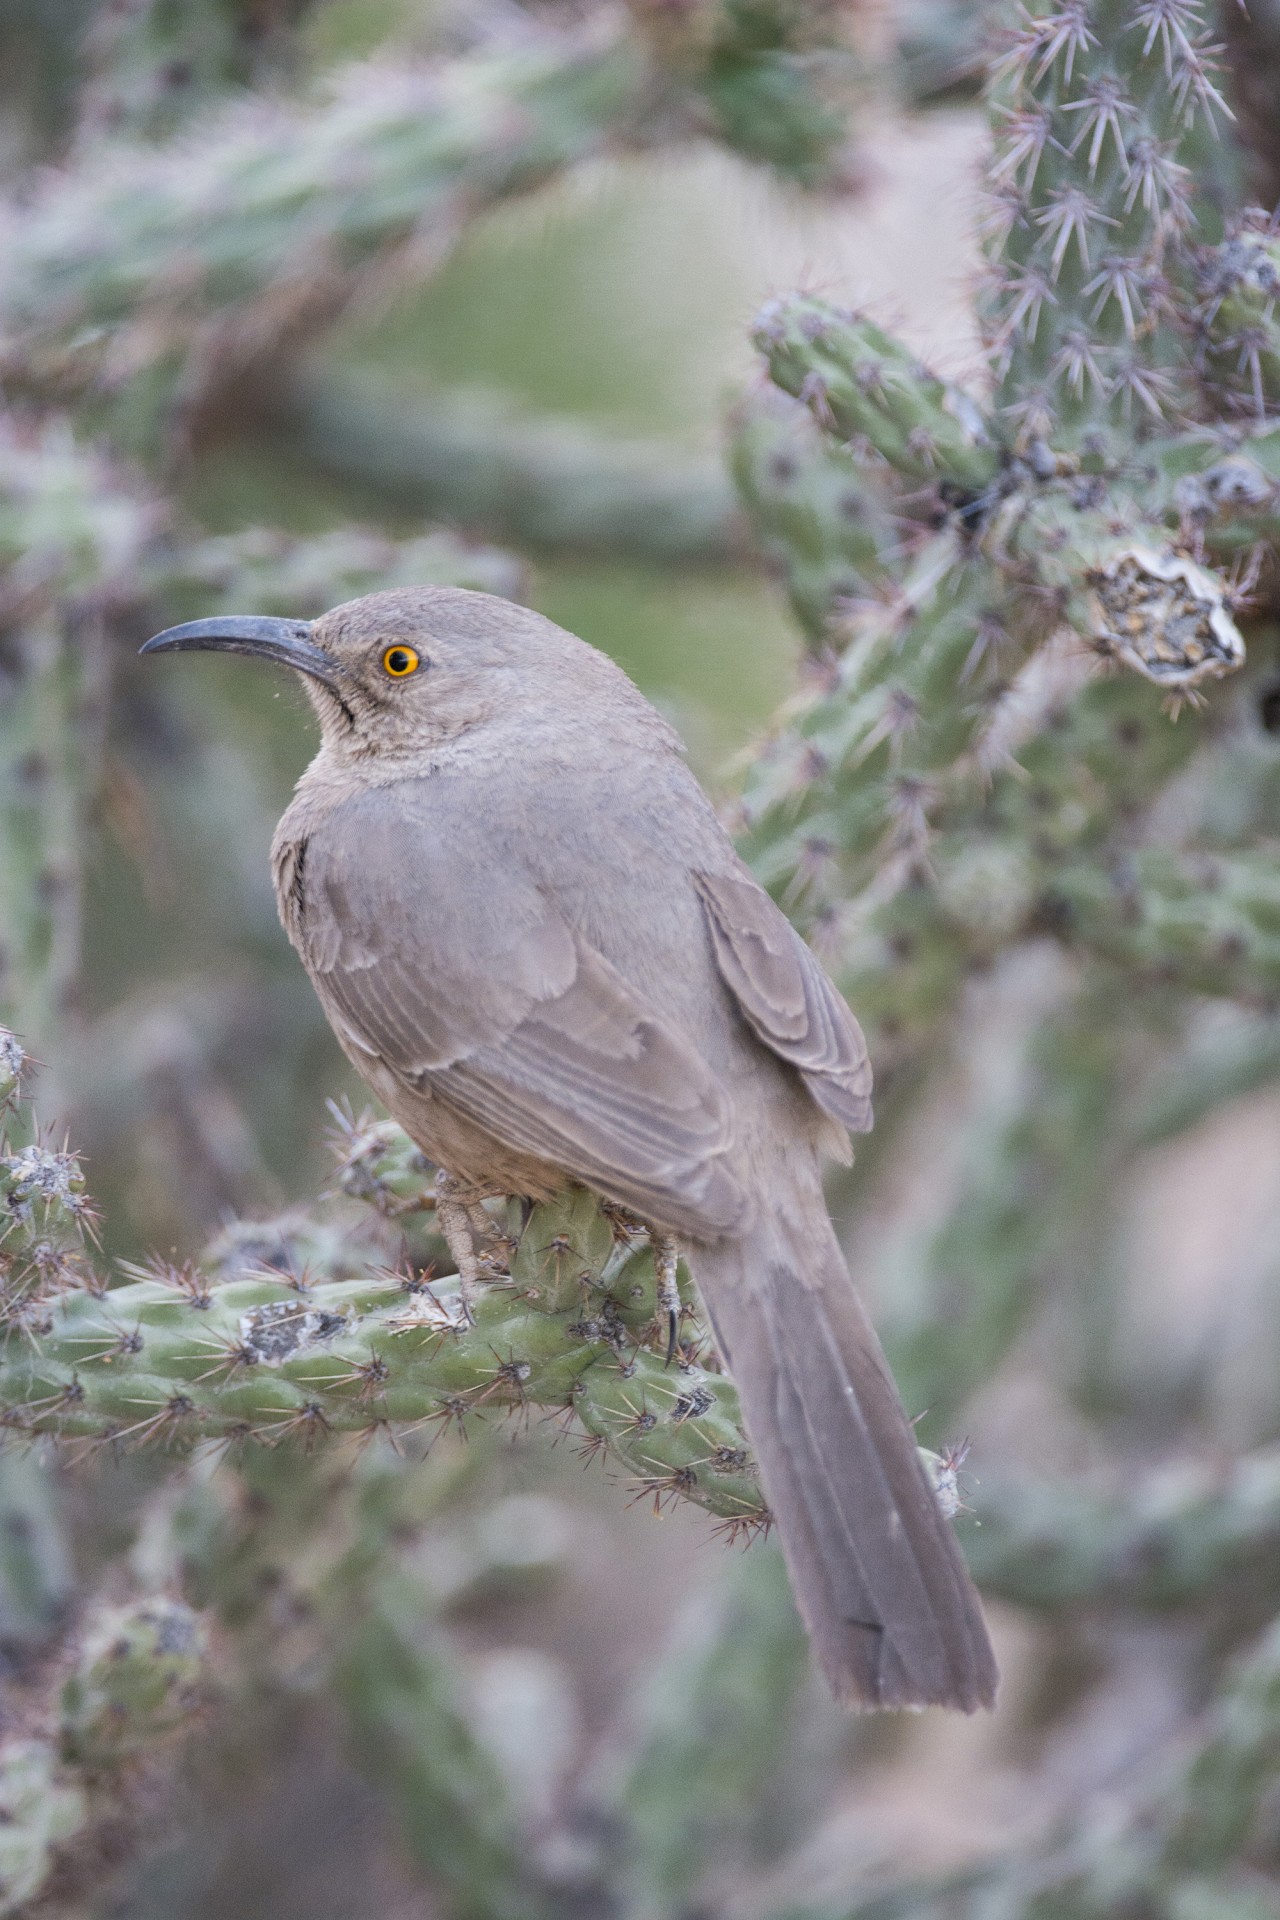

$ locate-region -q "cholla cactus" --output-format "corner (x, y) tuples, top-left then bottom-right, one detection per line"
(0, 1591), (206, 1916)
(0, 1054), (770, 1534)
(732, 0), (1280, 1073)
(982, 0), (1227, 452)
(77, 0), (311, 143)
(0, 1031), (99, 1311)
(1193, 209), (1280, 418)
(0, 3), (860, 452)
(711, 10), (1280, 1902)
(0, 1050), (983, 1558)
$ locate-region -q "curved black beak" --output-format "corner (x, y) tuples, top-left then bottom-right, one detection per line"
(139, 615), (342, 694)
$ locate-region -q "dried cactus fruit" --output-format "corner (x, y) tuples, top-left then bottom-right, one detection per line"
(1084, 543), (1245, 687)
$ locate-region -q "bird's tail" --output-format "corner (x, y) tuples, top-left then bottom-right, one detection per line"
(694, 1189), (997, 1711)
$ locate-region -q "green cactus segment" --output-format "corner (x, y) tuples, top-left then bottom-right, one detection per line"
(0, 7), (863, 431)
(982, 0), (1229, 452)
(742, 601), (1271, 1069)
(969, 1443), (1280, 1611)
(1045, 847), (1280, 998)
(689, 0), (858, 186)
(0, 419), (158, 597)
(0, 425), (154, 1036)
(737, 535), (1014, 914)
(752, 294), (999, 495)
(0, 410), (524, 630)
(880, 674), (1280, 1026)
(1156, 425), (1280, 557)
(0, 1066), (966, 1548)
(0, 1450), (74, 1655)
(729, 394), (902, 640)
(159, 1450), (546, 1920)
(167, 525), (525, 621)
(78, 0), (308, 144)
(279, 370), (741, 564)
(0, 27), (643, 421)
(0, 1034), (99, 1309)
(871, 975), (1120, 1432)
(0, 1591), (209, 1917)
(60, 1596), (207, 1769)
(1165, 1614), (1280, 1877)
(0, 619), (87, 1036)
(0, 1204), (766, 1534)
(1195, 219), (1280, 419)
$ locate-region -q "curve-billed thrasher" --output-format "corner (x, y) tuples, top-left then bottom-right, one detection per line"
(142, 588), (996, 1711)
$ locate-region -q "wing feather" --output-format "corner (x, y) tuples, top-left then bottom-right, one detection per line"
(694, 868), (873, 1134)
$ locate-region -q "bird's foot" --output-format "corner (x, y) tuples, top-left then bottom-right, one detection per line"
(434, 1171), (510, 1320)
(653, 1234), (682, 1364)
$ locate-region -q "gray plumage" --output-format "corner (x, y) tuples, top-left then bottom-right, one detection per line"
(142, 586), (997, 1711)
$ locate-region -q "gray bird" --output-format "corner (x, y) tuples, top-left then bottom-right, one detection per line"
(142, 588), (997, 1711)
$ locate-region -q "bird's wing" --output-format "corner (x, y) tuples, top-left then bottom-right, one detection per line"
(292, 781), (746, 1236)
(693, 868), (872, 1134)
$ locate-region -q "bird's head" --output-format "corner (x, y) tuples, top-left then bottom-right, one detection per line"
(141, 586), (653, 762)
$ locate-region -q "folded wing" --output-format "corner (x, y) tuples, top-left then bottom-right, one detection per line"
(289, 780), (746, 1237)
(694, 867), (873, 1134)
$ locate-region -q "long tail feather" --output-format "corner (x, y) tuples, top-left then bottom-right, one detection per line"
(695, 1198), (997, 1710)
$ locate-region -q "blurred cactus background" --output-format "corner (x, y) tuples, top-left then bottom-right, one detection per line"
(2, 0), (1280, 1913)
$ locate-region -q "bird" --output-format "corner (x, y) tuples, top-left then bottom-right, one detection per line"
(141, 587), (997, 1711)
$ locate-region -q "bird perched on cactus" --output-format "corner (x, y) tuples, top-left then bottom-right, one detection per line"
(140, 588), (997, 1713)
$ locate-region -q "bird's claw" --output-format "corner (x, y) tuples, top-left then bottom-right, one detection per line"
(654, 1234), (681, 1367)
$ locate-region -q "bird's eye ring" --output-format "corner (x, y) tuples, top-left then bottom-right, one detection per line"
(382, 645), (421, 678)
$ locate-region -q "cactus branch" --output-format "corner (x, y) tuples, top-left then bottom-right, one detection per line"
(0, 1590), (207, 1918)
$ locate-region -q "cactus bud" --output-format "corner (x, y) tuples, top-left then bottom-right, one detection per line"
(60, 1597), (208, 1771)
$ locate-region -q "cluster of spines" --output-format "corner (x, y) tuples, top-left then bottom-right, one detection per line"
(1191, 208), (1280, 420)
(0, 1032), (100, 1323)
(0, 1235), (767, 1541)
(980, 0), (1231, 453)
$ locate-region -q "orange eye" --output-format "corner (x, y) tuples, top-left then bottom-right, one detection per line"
(382, 644), (420, 678)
